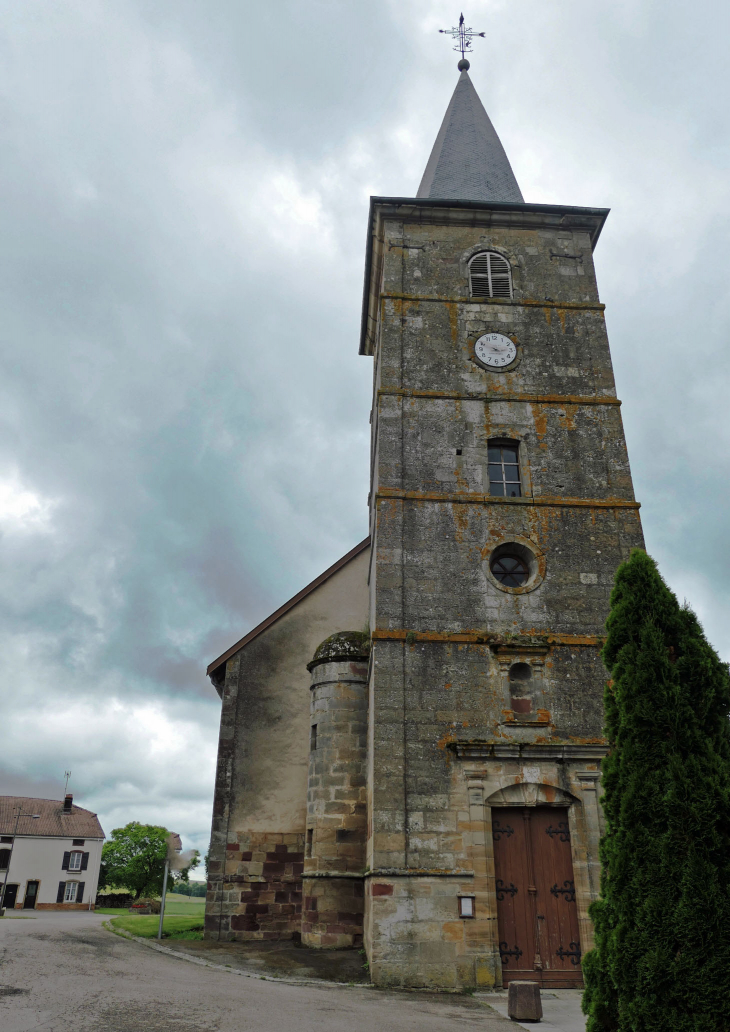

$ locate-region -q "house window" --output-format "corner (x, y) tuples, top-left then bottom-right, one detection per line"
(72, 839), (85, 847)
(488, 442), (521, 497)
(68, 851), (83, 871)
(468, 251), (512, 299)
(458, 896), (475, 918)
(64, 881), (78, 903)
(0, 849), (10, 870)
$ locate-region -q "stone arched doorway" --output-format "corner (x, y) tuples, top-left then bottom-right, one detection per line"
(486, 782), (583, 988)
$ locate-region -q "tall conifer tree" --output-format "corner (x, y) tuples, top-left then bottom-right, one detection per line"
(583, 550), (730, 1031)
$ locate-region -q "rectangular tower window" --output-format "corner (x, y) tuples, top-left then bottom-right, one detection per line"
(306, 828), (313, 857)
(488, 442), (521, 497)
(458, 896), (475, 918)
(310, 724), (317, 751)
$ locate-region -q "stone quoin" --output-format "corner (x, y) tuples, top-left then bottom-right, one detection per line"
(204, 61), (643, 990)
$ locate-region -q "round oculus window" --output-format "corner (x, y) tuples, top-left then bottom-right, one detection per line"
(490, 554), (529, 587)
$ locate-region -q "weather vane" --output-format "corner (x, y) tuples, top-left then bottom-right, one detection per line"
(439, 12), (485, 68)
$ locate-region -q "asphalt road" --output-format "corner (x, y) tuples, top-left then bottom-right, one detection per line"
(0, 911), (513, 1032)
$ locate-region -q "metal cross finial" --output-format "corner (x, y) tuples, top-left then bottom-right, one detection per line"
(64, 770), (72, 794)
(439, 12), (485, 68)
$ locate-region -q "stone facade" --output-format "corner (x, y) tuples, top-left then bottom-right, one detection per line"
(205, 542), (370, 942)
(205, 78), (643, 991)
(360, 198), (643, 987)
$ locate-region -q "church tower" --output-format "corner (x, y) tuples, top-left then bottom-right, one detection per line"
(360, 60), (643, 989)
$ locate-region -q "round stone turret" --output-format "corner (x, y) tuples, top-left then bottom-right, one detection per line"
(306, 630), (370, 670)
(301, 631), (369, 948)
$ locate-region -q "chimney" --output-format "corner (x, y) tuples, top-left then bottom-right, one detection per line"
(63, 794), (73, 813)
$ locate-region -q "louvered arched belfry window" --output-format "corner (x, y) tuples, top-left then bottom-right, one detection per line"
(468, 251), (513, 299)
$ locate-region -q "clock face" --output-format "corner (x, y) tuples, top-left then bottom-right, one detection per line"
(474, 332), (517, 369)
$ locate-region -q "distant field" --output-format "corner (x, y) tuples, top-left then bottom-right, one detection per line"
(96, 893), (205, 917)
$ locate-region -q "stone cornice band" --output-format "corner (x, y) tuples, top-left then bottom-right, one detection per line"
(370, 630), (602, 647)
(378, 388), (621, 407)
(374, 488), (640, 510)
(383, 292), (605, 312)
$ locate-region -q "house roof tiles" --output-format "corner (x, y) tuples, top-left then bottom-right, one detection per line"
(0, 796), (105, 839)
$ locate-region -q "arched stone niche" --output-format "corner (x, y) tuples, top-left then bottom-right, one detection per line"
(486, 781), (578, 808)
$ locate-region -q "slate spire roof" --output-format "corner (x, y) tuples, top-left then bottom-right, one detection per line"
(417, 67), (524, 204)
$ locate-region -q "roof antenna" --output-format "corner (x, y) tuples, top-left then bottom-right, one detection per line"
(439, 12), (486, 71)
(64, 770), (72, 794)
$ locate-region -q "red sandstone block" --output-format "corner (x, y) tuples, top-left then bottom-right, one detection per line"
(262, 863), (286, 875)
(240, 851), (253, 861)
(371, 883), (393, 896)
(231, 915), (260, 931)
(291, 863), (304, 876)
(338, 912), (364, 924)
(226, 843), (239, 851)
(274, 844), (289, 853)
(245, 903), (270, 915)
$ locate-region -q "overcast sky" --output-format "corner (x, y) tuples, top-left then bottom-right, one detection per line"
(1, 0), (729, 864)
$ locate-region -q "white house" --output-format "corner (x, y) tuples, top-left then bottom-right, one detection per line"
(0, 795), (105, 910)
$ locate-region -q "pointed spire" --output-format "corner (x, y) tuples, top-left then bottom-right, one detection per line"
(417, 67), (524, 204)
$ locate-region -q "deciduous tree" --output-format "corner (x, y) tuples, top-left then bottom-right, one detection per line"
(100, 822), (170, 900)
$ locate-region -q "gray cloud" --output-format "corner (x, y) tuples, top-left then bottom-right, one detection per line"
(0, 0), (728, 855)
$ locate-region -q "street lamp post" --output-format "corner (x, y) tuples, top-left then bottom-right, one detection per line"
(1, 807), (40, 915)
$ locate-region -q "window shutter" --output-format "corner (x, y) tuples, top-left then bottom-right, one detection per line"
(62, 851), (70, 870)
(468, 251), (512, 299)
(57, 882), (66, 904)
(468, 252), (491, 297)
(488, 253), (512, 298)
(81, 852), (89, 871)
(76, 883), (85, 904)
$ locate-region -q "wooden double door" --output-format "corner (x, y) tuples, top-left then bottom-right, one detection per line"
(493, 806), (583, 988)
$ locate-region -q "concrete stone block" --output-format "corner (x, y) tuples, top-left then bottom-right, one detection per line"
(507, 981), (543, 1022)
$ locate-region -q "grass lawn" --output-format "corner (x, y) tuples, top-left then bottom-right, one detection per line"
(161, 893), (205, 916)
(109, 914), (205, 940)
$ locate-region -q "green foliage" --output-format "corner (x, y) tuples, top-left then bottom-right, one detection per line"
(171, 879), (207, 897)
(583, 550), (730, 1032)
(99, 822), (170, 900)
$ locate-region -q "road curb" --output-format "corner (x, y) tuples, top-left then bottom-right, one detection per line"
(102, 921), (370, 990)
